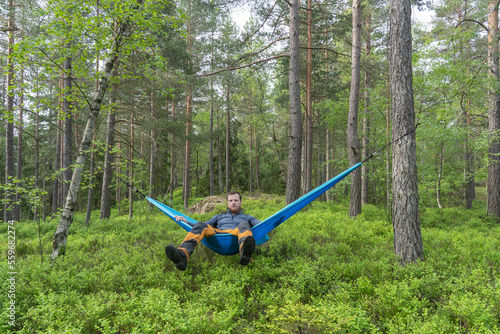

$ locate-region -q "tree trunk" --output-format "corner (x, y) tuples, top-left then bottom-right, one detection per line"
(249, 126), (253, 192)
(169, 100), (175, 201)
(386, 77), (391, 211)
(35, 70), (40, 221)
(85, 141), (96, 226)
(225, 83), (230, 193)
(14, 69), (24, 221)
(304, 0), (313, 194)
(255, 127), (260, 189)
(389, 0), (423, 264)
(436, 142), (444, 209)
(52, 19), (127, 260)
(326, 128), (331, 202)
(487, 0), (500, 221)
(183, 91), (192, 210)
(4, 0), (15, 223)
(62, 55), (73, 203)
(209, 30), (215, 197)
(218, 107), (223, 194)
(347, 0), (362, 217)
(128, 108), (135, 219)
(149, 93), (156, 206)
(100, 64), (118, 219)
(285, 0), (303, 204)
(362, 11), (372, 206)
(464, 110), (475, 209)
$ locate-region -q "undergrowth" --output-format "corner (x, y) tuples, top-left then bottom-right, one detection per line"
(1, 197), (499, 333)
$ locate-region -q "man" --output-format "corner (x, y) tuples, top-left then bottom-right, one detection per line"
(165, 191), (260, 271)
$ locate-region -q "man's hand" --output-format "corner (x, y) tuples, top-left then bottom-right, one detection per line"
(174, 215), (187, 223)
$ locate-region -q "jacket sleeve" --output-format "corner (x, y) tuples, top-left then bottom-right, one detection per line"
(248, 215), (261, 227)
(204, 214), (220, 227)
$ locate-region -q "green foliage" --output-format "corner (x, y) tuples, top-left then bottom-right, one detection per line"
(1, 197), (499, 333)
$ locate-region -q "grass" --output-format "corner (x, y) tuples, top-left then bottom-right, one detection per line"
(1, 196), (499, 333)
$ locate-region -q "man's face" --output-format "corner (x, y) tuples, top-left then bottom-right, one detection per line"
(227, 194), (242, 214)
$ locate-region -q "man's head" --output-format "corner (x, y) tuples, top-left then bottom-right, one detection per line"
(226, 191), (242, 214)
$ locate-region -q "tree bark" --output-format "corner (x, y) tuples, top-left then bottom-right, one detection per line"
(487, 0), (500, 221)
(85, 141), (96, 226)
(285, 0), (303, 204)
(183, 90), (192, 210)
(62, 55), (73, 203)
(169, 100), (176, 201)
(14, 69), (23, 221)
(390, 0), (423, 264)
(52, 18), (128, 260)
(225, 83), (230, 193)
(464, 110), (475, 209)
(149, 93), (156, 206)
(128, 108), (135, 219)
(100, 64), (118, 219)
(347, 0), (362, 217)
(386, 76), (391, 211)
(4, 0), (15, 223)
(362, 11), (372, 206)
(304, 0), (313, 194)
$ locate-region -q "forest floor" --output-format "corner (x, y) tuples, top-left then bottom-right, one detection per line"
(1, 196), (499, 333)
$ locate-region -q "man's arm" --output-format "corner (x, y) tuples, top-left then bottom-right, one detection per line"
(248, 215), (261, 227)
(204, 214), (220, 227)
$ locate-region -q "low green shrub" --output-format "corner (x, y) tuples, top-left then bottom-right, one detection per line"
(1, 198), (499, 333)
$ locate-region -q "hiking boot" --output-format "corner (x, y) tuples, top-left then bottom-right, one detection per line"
(239, 236), (255, 265)
(165, 245), (188, 271)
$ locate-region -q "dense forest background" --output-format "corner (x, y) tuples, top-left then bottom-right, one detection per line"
(1, 0), (500, 225)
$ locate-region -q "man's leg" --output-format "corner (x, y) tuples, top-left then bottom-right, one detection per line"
(165, 222), (216, 270)
(235, 221), (256, 265)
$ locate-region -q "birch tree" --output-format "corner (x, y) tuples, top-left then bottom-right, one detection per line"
(49, 0), (179, 259)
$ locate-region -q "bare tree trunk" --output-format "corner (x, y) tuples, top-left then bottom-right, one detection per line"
(249, 126), (253, 192)
(169, 100), (176, 201)
(116, 140), (122, 214)
(390, 0), (423, 264)
(218, 107), (223, 194)
(255, 127), (260, 189)
(149, 93), (156, 205)
(348, 0), (362, 217)
(52, 18), (127, 259)
(386, 77), (391, 211)
(304, 0), (313, 194)
(225, 83), (230, 193)
(487, 0), (500, 221)
(35, 70), (40, 221)
(100, 64), (118, 219)
(436, 142), (444, 209)
(4, 0), (15, 222)
(286, 0), (303, 204)
(62, 55), (73, 203)
(52, 118), (61, 213)
(85, 141), (96, 226)
(209, 30), (215, 197)
(326, 128), (331, 202)
(129, 108), (134, 219)
(362, 11), (372, 206)
(183, 91), (192, 210)
(464, 109), (475, 209)
(14, 69), (23, 221)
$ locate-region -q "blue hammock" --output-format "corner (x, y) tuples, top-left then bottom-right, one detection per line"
(147, 162), (362, 255)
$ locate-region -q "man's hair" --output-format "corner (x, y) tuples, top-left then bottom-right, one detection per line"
(226, 191), (242, 200)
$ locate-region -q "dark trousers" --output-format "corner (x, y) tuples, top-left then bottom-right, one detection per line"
(178, 220), (253, 259)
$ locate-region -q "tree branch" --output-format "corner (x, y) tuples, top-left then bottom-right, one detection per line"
(456, 18), (488, 32)
(196, 54), (289, 77)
